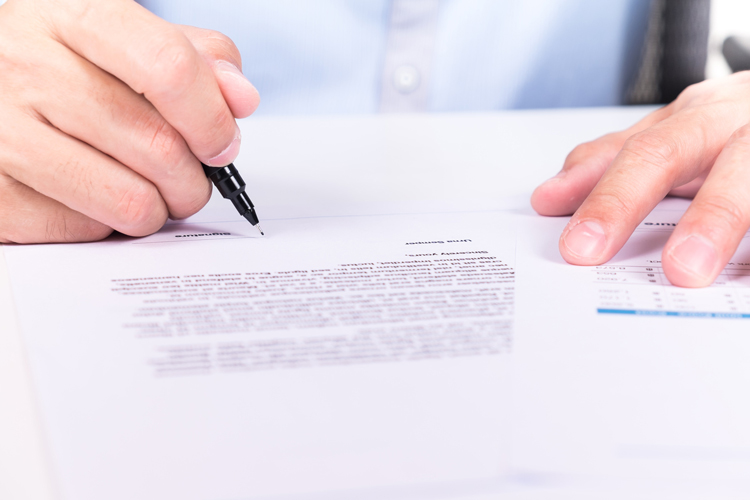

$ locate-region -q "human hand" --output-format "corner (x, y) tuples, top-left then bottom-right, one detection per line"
(531, 72), (750, 288)
(0, 0), (259, 244)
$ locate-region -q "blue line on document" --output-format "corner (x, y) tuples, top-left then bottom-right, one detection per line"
(598, 309), (750, 319)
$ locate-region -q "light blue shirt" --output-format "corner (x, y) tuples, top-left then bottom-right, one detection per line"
(138, 0), (652, 114)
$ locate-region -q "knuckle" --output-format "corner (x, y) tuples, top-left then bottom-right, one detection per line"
(204, 30), (240, 56)
(43, 217), (108, 243)
(132, 109), (195, 180)
(44, 217), (71, 243)
(586, 188), (640, 221)
(566, 141), (598, 164)
(114, 182), (167, 235)
(208, 31), (236, 49)
(675, 81), (703, 103)
(170, 177), (212, 220)
(54, 157), (95, 202)
(672, 76), (750, 108)
(143, 35), (199, 95)
(621, 132), (679, 175)
(78, 224), (113, 242)
(673, 80), (722, 107)
(144, 114), (186, 168)
(564, 132), (626, 171)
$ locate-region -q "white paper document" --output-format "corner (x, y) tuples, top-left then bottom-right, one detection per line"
(6, 198), (750, 499)
(4, 204), (517, 500)
(513, 200), (750, 491)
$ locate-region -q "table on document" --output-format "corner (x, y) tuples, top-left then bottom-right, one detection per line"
(596, 252), (750, 319)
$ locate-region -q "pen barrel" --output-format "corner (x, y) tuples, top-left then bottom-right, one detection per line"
(202, 163), (256, 217)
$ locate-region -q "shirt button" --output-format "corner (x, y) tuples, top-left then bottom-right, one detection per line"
(393, 65), (420, 94)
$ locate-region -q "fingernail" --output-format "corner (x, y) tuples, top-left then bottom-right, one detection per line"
(206, 124), (241, 167)
(563, 220), (607, 259)
(215, 60), (258, 94)
(668, 235), (718, 280)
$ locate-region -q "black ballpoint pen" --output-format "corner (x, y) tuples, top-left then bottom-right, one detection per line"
(201, 163), (264, 236)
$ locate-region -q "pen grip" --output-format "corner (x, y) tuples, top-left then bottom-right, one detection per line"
(202, 163), (255, 217)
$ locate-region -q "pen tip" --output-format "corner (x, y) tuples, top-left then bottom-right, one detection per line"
(257, 224), (265, 236)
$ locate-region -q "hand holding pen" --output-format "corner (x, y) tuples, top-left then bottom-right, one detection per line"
(0, 0), (259, 244)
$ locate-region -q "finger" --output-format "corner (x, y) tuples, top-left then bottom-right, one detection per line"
(0, 174), (112, 244)
(28, 38), (211, 220)
(51, 0), (240, 166)
(531, 106), (673, 216)
(662, 124), (750, 287)
(559, 102), (750, 266)
(531, 130), (633, 216)
(178, 25), (260, 118)
(668, 170), (708, 198)
(1, 114), (168, 237)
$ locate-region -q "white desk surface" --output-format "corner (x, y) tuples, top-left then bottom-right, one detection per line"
(0, 107), (655, 500)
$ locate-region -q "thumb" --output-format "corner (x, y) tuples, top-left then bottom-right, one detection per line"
(179, 25), (260, 119)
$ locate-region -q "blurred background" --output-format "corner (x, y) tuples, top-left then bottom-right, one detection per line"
(707, 0), (750, 77)
(1, 0), (749, 103)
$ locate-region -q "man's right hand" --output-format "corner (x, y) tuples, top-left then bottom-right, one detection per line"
(0, 0), (260, 243)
